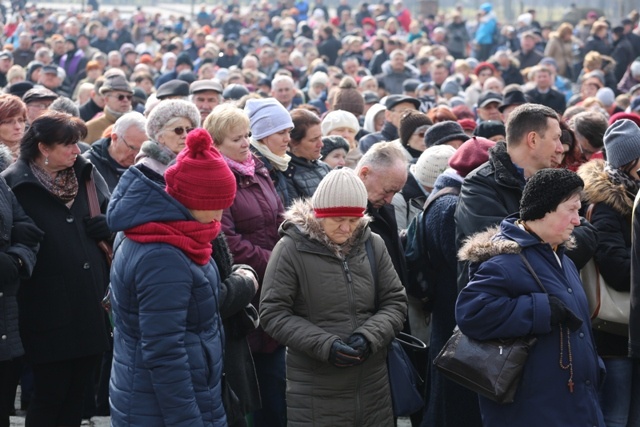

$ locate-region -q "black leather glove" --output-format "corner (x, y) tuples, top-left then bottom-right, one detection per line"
(347, 333), (371, 361)
(0, 252), (20, 285)
(328, 339), (362, 368)
(11, 222), (44, 247)
(84, 215), (112, 241)
(549, 296), (583, 331)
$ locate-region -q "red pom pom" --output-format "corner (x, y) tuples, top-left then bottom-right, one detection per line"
(186, 128), (213, 153)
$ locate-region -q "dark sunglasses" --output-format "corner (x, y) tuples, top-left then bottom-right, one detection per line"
(173, 126), (194, 136)
(111, 94), (133, 101)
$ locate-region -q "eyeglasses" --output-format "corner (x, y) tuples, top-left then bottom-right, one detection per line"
(119, 134), (140, 152)
(172, 126), (194, 136)
(576, 138), (598, 160)
(109, 93), (133, 101)
(27, 102), (52, 110)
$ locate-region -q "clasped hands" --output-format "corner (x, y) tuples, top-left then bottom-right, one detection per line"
(328, 333), (371, 368)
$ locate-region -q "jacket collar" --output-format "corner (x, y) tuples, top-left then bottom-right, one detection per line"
(5, 155), (93, 189)
(489, 141), (526, 190)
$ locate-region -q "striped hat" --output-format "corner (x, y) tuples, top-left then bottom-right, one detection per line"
(312, 168), (368, 218)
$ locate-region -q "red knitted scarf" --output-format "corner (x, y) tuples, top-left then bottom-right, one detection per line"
(125, 220), (220, 265)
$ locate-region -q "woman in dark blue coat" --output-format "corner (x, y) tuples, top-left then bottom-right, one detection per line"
(456, 169), (605, 427)
(107, 129), (237, 426)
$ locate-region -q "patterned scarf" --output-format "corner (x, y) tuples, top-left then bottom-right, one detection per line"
(224, 153), (256, 177)
(29, 161), (78, 203)
(605, 163), (640, 198)
(125, 220), (220, 265)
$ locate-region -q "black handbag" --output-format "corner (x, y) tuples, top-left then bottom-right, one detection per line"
(433, 253), (545, 404)
(364, 240), (426, 417)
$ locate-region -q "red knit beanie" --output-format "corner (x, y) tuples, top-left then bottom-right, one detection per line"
(448, 136), (496, 178)
(165, 128), (237, 210)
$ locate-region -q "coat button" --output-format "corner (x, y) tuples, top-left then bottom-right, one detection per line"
(83, 262), (90, 269)
(586, 380), (591, 385)
(567, 288), (573, 293)
(1, 335), (6, 340)
(66, 216), (74, 223)
(0, 292), (3, 297)
(579, 332), (585, 338)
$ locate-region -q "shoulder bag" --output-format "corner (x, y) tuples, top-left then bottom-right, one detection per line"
(86, 170), (113, 267)
(432, 253), (541, 404)
(579, 203), (630, 336)
(365, 239), (426, 417)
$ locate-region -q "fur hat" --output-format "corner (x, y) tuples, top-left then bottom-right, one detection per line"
(474, 120), (505, 139)
(603, 119), (640, 168)
(245, 98), (294, 141)
(321, 110), (360, 135)
(448, 136), (495, 177)
(146, 99), (201, 141)
(398, 111), (432, 146)
(165, 128), (236, 210)
(320, 135), (350, 159)
(411, 145), (456, 188)
(424, 121), (470, 147)
(332, 77), (364, 117)
(312, 167), (368, 218)
(520, 168), (583, 221)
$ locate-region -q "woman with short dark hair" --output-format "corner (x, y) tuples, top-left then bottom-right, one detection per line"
(1, 111), (111, 427)
(0, 94), (27, 163)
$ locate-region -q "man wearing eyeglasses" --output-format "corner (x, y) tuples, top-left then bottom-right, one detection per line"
(84, 112), (147, 192)
(85, 74), (133, 144)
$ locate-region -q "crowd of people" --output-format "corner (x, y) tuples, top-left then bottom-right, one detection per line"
(0, 0), (640, 426)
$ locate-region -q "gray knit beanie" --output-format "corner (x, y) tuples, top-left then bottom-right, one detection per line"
(520, 168), (583, 221)
(604, 119), (640, 168)
(312, 168), (368, 218)
(146, 99), (201, 142)
(245, 98), (294, 141)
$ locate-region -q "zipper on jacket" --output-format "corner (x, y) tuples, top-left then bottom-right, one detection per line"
(341, 258), (359, 333)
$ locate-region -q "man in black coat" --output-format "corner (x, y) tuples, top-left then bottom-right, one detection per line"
(455, 104), (597, 290)
(611, 26), (635, 83)
(515, 32), (543, 70)
(525, 66), (566, 115)
(317, 26), (341, 66)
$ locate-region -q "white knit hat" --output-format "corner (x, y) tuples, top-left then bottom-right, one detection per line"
(411, 145), (456, 188)
(245, 98), (294, 141)
(312, 168), (368, 218)
(321, 110), (360, 135)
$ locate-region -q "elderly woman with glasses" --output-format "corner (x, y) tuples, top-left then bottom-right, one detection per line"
(83, 112), (148, 192)
(136, 99), (200, 176)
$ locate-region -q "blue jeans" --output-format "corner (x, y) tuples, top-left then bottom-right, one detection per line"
(251, 347), (286, 427)
(598, 357), (640, 427)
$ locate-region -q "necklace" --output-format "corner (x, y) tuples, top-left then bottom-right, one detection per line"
(559, 325), (574, 393)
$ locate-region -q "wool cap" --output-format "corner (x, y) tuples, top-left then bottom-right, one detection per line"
(595, 87), (615, 107)
(156, 79), (190, 99)
(449, 136), (495, 177)
(398, 111), (432, 146)
(222, 83), (249, 100)
(6, 81), (34, 99)
(165, 128), (237, 211)
(499, 89), (527, 112)
(321, 110), (360, 135)
(520, 168), (584, 221)
(320, 135), (350, 160)
(473, 61), (496, 76)
(332, 78), (365, 116)
(99, 74), (134, 95)
(412, 145), (456, 188)
(424, 120), (470, 147)
(441, 78), (461, 96)
(609, 112), (640, 127)
(245, 98), (294, 141)
(175, 52), (193, 69)
(474, 120), (505, 139)
(146, 99), (201, 141)
(603, 119), (640, 168)
(312, 167), (368, 218)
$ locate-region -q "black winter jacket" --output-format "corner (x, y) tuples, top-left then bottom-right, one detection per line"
(83, 137), (127, 193)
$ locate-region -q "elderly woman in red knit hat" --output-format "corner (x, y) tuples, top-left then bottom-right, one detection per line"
(260, 167), (407, 426)
(106, 128), (236, 426)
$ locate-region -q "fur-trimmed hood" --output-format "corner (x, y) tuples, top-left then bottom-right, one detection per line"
(0, 144), (13, 173)
(578, 159), (634, 217)
(281, 199), (371, 258)
(458, 220), (576, 264)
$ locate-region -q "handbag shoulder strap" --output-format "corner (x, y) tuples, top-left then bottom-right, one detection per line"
(518, 253), (548, 294)
(85, 170), (101, 218)
(585, 203), (596, 223)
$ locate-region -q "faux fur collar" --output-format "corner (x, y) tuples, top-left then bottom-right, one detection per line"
(578, 159), (634, 217)
(282, 199), (371, 258)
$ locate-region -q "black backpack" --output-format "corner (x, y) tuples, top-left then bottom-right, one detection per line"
(404, 187), (460, 311)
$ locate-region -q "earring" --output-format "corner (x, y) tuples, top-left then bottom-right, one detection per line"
(45, 156), (49, 165)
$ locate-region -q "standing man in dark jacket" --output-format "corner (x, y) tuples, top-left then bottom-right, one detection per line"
(317, 26), (341, 66)
(525, 65), (566, 114)
(611, 26), (635, 83)
(455, 104), (598, 290)
(359, 95), (419, 153)
(83, 112), (147, 193)
(515, 32), (544, 70)
(0, 176), (41, 427)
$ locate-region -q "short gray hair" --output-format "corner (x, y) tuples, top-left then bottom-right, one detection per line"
(50, 97), (79, 117)
(113, 112), (147, 136)
(356, 141), (408, 173)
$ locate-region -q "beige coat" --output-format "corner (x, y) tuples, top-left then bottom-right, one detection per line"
(84, 108), (118, 144)
(260, 200), (407, 426)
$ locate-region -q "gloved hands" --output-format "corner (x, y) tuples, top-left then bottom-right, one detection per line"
(0, 252), (20, 285)
(84, 215), (112, 241)
(328, 339), (362, 368)
(347, 333), (371, 361)
(549, 296), (583, 331)
(11, 222), (44, 247)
